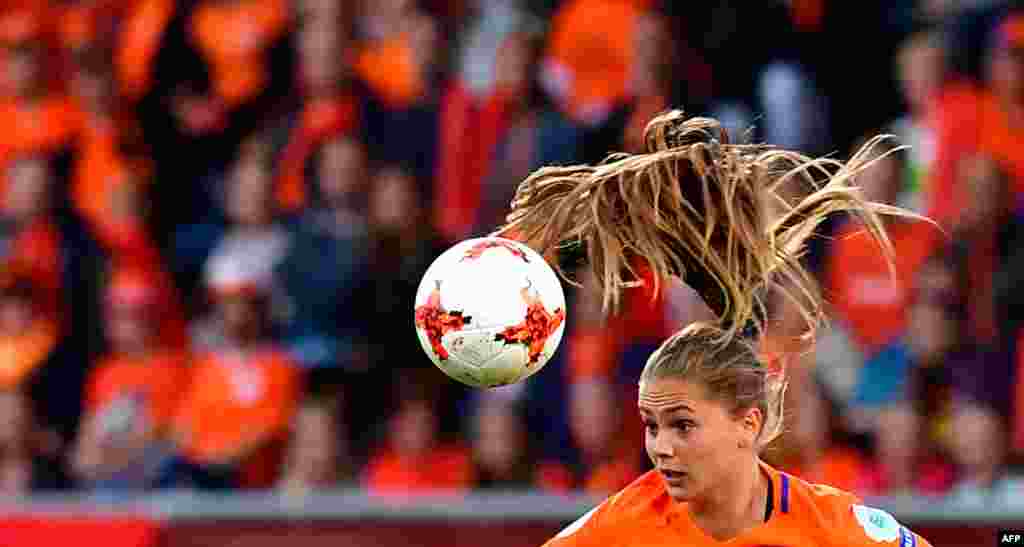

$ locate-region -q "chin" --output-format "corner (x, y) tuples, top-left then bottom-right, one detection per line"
(663, 480), (697, 503)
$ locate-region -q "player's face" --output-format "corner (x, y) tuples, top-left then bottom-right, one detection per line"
(639, 376), (757, 502)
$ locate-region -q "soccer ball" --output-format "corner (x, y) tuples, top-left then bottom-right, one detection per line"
(414, 237), (567, 388)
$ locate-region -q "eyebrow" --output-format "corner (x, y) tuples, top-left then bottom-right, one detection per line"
(638, 404), (694, 415)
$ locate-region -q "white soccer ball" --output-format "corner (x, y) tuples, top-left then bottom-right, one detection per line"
(414, 237), (567, 388)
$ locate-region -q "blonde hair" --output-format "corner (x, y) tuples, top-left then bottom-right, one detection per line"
(640, 323), (787, 449)
(497, 110), (935, 449)
(498, 109), (922, 343)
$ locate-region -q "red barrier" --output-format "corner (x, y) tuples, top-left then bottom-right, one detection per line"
(0, 516), (159, 547)
(158, 522), (557, 547)
(0, 515), (1008, 547)
(157, 521), (1009, 547)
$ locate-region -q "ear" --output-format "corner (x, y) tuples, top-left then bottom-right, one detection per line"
(736, 406), (763, 449)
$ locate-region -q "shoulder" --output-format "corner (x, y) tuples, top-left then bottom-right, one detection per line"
(786, 475), (932, 547)
(543, 471), (669, 546)
(836, 502), (931, 547)
(88, 355), (125, 381)
(148, 349), (190, 368)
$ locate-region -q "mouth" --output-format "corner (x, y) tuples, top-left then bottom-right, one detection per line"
(659, 469), (686, 484)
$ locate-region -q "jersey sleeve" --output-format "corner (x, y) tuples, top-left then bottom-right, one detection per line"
(839, 503), (934, 547)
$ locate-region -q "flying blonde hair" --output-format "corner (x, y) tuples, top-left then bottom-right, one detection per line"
(496, 110), (927, 344)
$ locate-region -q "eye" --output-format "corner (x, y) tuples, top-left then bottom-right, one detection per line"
(642, 419), (658, 435)
(673, 420), (695, 433)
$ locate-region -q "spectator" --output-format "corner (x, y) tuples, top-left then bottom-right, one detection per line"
(889, 27), (945, 212)
(0, 262), (58, 392)
(70, 268), (186, 490)
(166, 257), (302, 490)
(186, 0), (293, 114)
(950, 155), (1011, 345)
(556, 378), (643, 496)
(276, 136), (372, 372)
(822, 139), (941, 427)
(0, 157), (63, 323)
(71, 43), (125, 228)
(296, 0), (346, 23)
(620, 11), (675, 154)
(0, 0), (1012, 502)
(55, 0), (122, 63)
(539, 0), (642, 128)
(275, 8), (358, 213)
(0, 10), (80, 169)
(947, 403), (1022, 507)
(0, 389), (68, 493)
(114, 0), (177, 104)
(356, 8), (444, 191)
(176, 131), (290, 321)
(928, 10), (1024, 227)
(905, 252), (959, 436)
(435, 26), (544, 241)
(363, 380), (473, 495)
(773, 378), (872, 497)
(468, 392), (570, 491)
(279, 397), (352, 494)
(862, 404), (953, 497)
(364, 166), (455, 446)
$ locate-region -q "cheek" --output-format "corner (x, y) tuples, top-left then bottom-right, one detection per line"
(687, 427), (743, 475)
(645, 428), (716, 462)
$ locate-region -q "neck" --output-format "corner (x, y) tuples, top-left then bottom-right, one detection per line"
(582, 446), (614, 469)
(236, 222), (274, 235)
(118, 341), (152, 359)
(688, 458), (768, 541)
(999, 96), (1024, 129)
(17, 88), (45, 104)
(307, 85), (342, 103)
(227, 328), (262, 349)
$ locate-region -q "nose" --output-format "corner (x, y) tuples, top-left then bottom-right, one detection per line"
(650, 430), (674, 460)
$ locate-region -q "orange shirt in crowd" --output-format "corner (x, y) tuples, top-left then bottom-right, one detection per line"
(569, 260), (672, 382)
(56, 0), (122, 53)
(189, 0), (290, 108)
(928, 82), (1024, 226)
(824, 219), (941, 355)
(542, 0), (649, 124)
(73, 114), (121, 224)
(0, 96), (80, 166)
(172, 347), (301, 468)
(85, 351), (188, 434)
(434, 82), (519, 242)
(976, 91), (1024, 202)
(106, 262), (188, 352)
(0, 5), (60, 91)
(538, 454), (644, 497)
(10, 219), (63, 322)
(543, 462), (933, 547)
(779, 447), (871, 498)
(275, 95), (358, 212)
(363, 444), (474, 495)
(116, 0), (175, 102)
(0, 316), (56, 390)
(354, 34), (423, 110)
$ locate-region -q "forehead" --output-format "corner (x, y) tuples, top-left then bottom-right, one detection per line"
(637, 377), (711, 411)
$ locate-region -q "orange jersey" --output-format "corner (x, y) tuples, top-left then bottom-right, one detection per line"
(543, 462), (933, 547)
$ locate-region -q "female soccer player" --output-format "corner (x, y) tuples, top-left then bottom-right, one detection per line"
(499, 110), (934, 546)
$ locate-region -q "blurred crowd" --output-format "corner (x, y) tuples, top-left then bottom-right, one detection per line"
(0, 0), (1022, 506)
